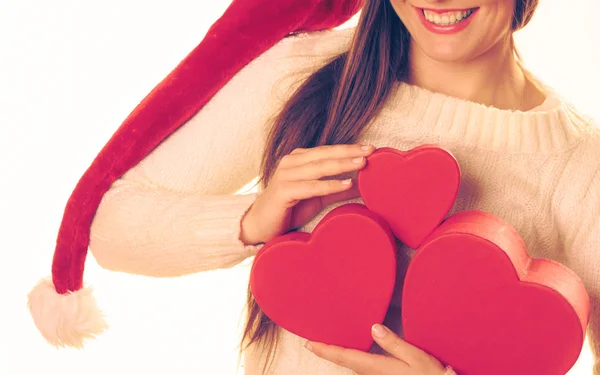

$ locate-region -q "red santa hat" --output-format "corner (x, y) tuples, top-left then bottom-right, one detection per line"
(27, 0), (362, 348)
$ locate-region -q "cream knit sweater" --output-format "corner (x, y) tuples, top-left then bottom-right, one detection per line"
(89, 27), (600, 374)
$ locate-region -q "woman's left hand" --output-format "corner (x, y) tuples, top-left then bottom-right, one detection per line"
(305, 324), (455, 375)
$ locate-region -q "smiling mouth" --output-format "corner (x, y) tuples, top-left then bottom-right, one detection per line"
(421, 8), (478, 26)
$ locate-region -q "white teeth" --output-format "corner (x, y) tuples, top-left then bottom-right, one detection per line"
(423, 8), (474, 26)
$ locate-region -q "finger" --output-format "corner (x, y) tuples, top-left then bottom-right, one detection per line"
(279, 144), (374, 168)
(320, 180), (361, 206)
(306, 341), (408, 375)
(276, 179), (354, 203)
(289, 147), (309, 155)
(277, 157), (366, 182)
(288, 182), (360, 229)
(371, 324), (431, 366)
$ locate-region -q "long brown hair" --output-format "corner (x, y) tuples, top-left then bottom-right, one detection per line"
(240, 0), (539, 371)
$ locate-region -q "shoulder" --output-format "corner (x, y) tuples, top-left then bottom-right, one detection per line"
(539, 78), (600, 165)
(551, 104), (600, 227)
(221, 27), (355, 103)
(561, 102), (600, 176)
(230, 26), (354, 82)
(256, 26), (355, 69)
(194, 27), (355, 135)
(186, 26), (355, 131)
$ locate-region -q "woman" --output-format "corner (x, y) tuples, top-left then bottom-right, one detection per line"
(84, 0), (599, 374)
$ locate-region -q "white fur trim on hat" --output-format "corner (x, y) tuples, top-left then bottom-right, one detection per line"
(27, 278), (108, 348)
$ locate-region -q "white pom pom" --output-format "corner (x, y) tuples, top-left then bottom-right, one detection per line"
(27, 278), (108, 348)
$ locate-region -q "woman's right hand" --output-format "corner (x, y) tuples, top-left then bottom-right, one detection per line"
(240, 144), (375, 245)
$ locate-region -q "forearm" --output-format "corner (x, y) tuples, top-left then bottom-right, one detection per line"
(89, 179), (262, 277)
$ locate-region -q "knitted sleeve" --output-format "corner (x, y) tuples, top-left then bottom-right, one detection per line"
(88, 28), (352, 277)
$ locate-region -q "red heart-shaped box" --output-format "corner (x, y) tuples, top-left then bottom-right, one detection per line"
(358, 146), (461, 249)
(402, 210), (590, 375)
(250, 203), (397, 351)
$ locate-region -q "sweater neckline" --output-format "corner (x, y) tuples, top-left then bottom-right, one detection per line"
(378, 81), (588, 154)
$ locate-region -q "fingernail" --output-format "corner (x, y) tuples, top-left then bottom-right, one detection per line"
(305, 341), (313, 351)
(341, 179), (352, 185)
(352, 157), (364, 164)
(361, 145), (372, 151)
(372, 324), (388, 338)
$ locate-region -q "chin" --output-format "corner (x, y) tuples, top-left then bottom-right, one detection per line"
(419, 43), (476, 63)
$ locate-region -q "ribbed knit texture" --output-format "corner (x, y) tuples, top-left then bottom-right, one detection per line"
(89, 27), (600, 374)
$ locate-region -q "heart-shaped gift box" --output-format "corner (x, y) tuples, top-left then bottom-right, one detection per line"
(250, 145), (590, 374)
(250, 203), (397, 351)
(400, 210), (590, 375)
(358, 146), (590, 375)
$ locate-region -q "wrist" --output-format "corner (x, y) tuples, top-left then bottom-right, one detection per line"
(240, 204), (262, 245)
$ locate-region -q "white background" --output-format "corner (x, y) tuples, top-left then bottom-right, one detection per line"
(0, 1), (598, 374)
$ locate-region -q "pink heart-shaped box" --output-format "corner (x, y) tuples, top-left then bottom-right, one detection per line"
(402, 210), (590, 375)
(359, 145), (590, 374)
(251, 143), (590, 372)
(358, 146), (461, 249)
(250, 203), (397, 350)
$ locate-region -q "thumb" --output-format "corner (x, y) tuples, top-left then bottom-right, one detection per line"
(371, 324), (426, 366)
